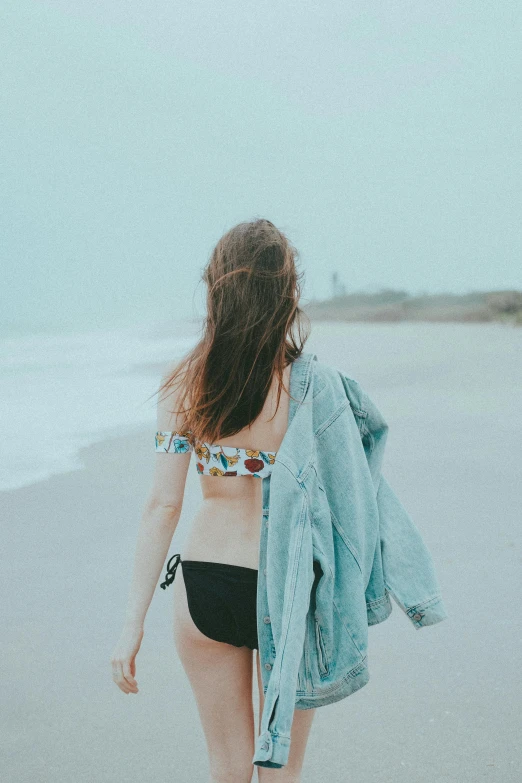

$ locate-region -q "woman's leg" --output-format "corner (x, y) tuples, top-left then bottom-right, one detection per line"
(173, 568), (256, 783)
(256, 652), (316, 783)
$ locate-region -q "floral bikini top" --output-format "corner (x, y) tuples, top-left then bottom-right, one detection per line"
(155, 430), (277, 478)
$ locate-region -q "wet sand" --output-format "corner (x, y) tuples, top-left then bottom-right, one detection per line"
(2, 321), (521, 782)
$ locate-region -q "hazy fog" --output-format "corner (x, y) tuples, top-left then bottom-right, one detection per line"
(2, 1), (521, 333)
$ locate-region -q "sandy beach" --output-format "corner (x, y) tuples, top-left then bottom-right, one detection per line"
(2, 320), (521, 782)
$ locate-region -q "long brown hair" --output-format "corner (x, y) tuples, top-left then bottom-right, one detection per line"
(154, 218), (310, 444)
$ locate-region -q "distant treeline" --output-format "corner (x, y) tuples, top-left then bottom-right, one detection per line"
(304, 289), (522, 325)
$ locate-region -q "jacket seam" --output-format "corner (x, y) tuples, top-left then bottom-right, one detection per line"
(366, 590), (390, 608)
(329, 506), (363, 574)
(336, 369), (368, 420)
(296, 655), (368, 703)
(272, 490), (308, 710)
(350, 407), (368, 439)
(360, 418), (375, 452)
(315, 400), (351, 438)
(297, 352), (315, 403)
(385, 587), (443, 613)
(407, 593), (443, 611)
(332, 598), (364, 657)
(277, 454), (315, 487)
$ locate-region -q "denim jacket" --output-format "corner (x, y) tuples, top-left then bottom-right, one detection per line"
(252, 351), (448, 768)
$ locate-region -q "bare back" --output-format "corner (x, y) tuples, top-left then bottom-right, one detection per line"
(182, 361), (292, 569)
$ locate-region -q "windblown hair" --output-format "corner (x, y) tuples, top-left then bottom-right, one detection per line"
(155, 218), (310, 445)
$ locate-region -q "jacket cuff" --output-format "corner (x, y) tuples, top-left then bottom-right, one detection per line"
(366, 591), (393, 625)
(406, 595), (448, 628)
(252, 729), (291, 768)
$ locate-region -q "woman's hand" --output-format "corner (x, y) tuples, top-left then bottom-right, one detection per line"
(110, 623), (143, 694)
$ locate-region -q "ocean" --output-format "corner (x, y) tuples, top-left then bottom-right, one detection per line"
(0, 319), (201, 492)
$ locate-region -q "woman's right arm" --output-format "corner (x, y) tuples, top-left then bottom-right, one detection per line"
(110, 365), (192, 694)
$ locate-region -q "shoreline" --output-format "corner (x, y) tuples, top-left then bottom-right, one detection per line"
(1, 318), (519, 496)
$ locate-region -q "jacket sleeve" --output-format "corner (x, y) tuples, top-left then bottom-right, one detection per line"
(252, 493), (315, 768)
(377, 475), (448, 627)
(362, 385), (448, 627)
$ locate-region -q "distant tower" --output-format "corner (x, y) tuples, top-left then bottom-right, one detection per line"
(331, 271), (346, 298)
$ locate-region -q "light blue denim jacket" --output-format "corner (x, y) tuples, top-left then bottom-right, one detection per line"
(253, 351), (448, 768)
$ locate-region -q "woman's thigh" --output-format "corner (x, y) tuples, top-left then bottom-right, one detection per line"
(256, 653), (316, 782)
(173, 568), (256, 782)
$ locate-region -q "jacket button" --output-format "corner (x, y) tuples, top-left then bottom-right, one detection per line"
(264, 662), (272, 670)
(263, 567), (267, 575)
(263, 616), (271, 624)
(412, 612), (422, 621)
(261, 741), (269, 751)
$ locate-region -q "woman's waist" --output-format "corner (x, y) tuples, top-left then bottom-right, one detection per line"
(183, 500), (262, 568)
(197, 493), (262, 521)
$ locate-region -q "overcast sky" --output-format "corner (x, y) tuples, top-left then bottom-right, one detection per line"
(1, 1), (521, 334)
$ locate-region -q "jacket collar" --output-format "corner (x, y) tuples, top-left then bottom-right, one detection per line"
(288, 350), (317, 426)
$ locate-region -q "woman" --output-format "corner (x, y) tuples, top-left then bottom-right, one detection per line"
(111, 218), (316, 782)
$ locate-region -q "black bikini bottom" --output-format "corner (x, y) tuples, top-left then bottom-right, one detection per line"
(160, 553), (259, 650)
